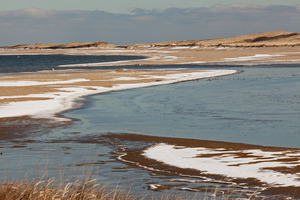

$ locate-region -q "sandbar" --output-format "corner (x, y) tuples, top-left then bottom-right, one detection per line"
(1, 43), (299, 121)
(0, 68), (237, 120)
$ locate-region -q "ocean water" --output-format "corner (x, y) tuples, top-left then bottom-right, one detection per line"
(0, 54), (145, 73)
(0, 54), (300, 198)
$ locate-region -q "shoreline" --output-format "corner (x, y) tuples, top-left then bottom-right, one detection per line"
(103, 133), (300, 198)
(0, 68), (237, 121)
(0, 45), (299, 121)
(0, 46), (300, 121)
(0, 46), (299, 199)
(1, 46), (300, 66)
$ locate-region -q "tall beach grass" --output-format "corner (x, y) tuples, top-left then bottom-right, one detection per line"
(0, 176), (261, 200)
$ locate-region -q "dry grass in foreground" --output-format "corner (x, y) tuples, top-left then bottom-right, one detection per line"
(0, 178), (139, 200)
(0, 177), (255, 200)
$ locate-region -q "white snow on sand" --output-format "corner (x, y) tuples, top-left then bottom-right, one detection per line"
(224, 54), (283, 61)
(90, 49), (174, 54)
(0, 79), (89, 86)
(0, 87), (104, 121)
(171, 46), (191, 49)
(0, 70), (236, 120)
(143, 143), (300, 187)
(110, 77), (142, 81)
(180, 61), (207, 64)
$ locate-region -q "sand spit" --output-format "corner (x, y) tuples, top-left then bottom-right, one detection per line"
(103, 133), (300, 199)
(1, 46), (299, 68)
(1, 31), (300, 67)
(0, 69), (237, 121)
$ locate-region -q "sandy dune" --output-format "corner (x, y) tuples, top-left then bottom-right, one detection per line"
(2, 31), (299, 49)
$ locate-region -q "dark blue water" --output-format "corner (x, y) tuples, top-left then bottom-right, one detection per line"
(0, 54), (145, 73)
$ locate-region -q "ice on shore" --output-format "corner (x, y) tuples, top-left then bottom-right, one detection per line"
(143, 143), (300, 187)
(0, 70), (236, 121)
(224, 54), (283, 61)
(0, 79), (89, 86)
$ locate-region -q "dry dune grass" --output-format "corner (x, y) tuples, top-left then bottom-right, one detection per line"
(128, 31), (300, 48)
(2, 42), (112, 50)
(0, 178), (139, 200)
(0, 177), (251, 200)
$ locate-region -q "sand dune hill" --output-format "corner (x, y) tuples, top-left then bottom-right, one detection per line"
(1, 31), (300, 49)
(127, 31), (300, 48)
(2, 41), (112, 49)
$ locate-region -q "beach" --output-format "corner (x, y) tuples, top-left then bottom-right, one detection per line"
(1, 32), (300, 199)
(0, 68), (237, 120)
(1, 42), (299, 120)
(1, 45), (299, 120)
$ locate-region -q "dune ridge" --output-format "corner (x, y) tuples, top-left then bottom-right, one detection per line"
(1, 31), (300, 49)
(1, 41), (112, 49)
(127, 31), (300, 48)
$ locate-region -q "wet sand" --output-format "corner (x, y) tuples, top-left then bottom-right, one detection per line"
(102, 133), (300, 199)
(0, 117), (54, 140)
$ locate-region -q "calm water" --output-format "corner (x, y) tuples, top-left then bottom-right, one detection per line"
(0, 54), (300, 198)
(0, 54), (145, 73)
(62, 65), (300, 148)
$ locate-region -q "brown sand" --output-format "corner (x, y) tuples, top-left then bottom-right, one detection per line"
(101, 133), (300, 198)
(1, 31), (299, 198)
(0, 31), (299, 120)
(2, 31), (300, 49)
(1, 31), (299, 67)
(125, 31), (300, 48)
(0, 69), (207, 105)
(1, 46), (300, 67)
(0, 117), (55, 140)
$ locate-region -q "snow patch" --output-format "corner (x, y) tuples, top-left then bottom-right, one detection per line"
(224, 54), (283, 61)
(143, 143), (300, 187)
(0, 79), (89, 86)
(0, 70), (237, 120)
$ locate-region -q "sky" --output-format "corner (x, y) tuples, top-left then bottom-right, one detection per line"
(0, 0), (300, 45)
(1, 0), (300, 13)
